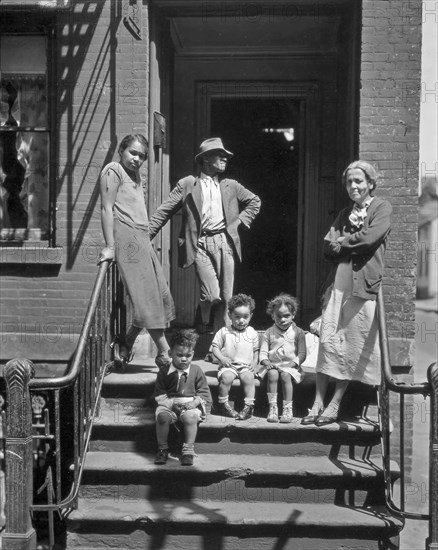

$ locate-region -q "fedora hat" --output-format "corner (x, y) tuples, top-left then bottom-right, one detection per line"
(195, 138), (233, 163)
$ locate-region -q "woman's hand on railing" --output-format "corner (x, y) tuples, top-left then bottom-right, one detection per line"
(98, 246), (115, 264)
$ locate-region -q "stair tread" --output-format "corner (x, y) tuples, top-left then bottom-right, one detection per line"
(104, 359), (320, 385)
(94, 404), (379, 433)
(83, 451), (398, 477)
(103, 359), (262, 388)
(69, 498), (403, 529)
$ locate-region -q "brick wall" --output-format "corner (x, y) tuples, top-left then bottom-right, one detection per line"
(360, 0), (422, 367)
(0, 0), (150, 359)
(0, 1), (422, 368)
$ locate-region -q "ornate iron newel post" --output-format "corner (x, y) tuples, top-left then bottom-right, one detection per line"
(428, 362), (438, 550)
(3, 359), (37, 550)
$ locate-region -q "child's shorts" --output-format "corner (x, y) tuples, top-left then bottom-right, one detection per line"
(155, 405), (203, 423)
(218, 363), (253, 380)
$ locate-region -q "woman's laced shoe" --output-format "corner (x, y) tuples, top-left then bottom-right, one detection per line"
(109, 335), (129, 373)
(315, 402), (339, 426)
(279, 405), (293, 424)
(237, 404), (253, 421)
(301, 403), (323, 425)
(267, 404), (279, 423)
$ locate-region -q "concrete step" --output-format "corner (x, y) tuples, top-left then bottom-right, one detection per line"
(90, 403), (381, 455)
(102, 360), (377, 418)
(65, 498), (403, 550)
(79, 451), (399, 506)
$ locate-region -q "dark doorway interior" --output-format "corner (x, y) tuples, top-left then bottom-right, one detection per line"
(210, 98), (301, 327)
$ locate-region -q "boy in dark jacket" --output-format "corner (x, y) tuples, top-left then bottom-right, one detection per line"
(153, 329), (211, 466)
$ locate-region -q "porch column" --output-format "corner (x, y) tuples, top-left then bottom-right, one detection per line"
(3, 358), (37, 550)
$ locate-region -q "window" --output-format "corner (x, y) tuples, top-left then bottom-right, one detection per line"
(0, 32), (51, 242)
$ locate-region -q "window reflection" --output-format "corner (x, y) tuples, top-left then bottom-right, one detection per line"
(0, 35), (49, 241)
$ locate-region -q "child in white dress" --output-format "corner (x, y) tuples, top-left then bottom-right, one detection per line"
(212, 294), (260, 421)
(259, 294), (307, 423)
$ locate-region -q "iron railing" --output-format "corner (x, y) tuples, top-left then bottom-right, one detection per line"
(377, 287), (437, 550)
(1, 260), (127, 549)
(1, 273), (436, 549)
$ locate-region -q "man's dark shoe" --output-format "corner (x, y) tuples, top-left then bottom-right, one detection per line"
(154, 449), (169, 465)
(218, 402), (239, 419)
(181, 454), (194, 466)
(237, 404), (254, 421)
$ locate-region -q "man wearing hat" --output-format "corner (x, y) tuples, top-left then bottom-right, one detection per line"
(149, 138), (261, 331)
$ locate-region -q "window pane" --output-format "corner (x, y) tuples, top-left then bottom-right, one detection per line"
(0, 75), (47, 128)
(0, 36), (46, 74)
(0, 131), (49, 240)
(0, 35), (49, 241)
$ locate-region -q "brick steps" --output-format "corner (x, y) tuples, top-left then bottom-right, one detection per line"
(66, 500), (402, 550)
(91, 404), (381, 456)
(102, 360), (376, 417)
(65, 360), (402, 549)
(79, 451), (399, 506)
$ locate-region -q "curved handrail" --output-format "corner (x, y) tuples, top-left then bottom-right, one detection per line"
(377, 285), (435, 534)
(377, 286), (430, 396)
(29, 261), (111, 390)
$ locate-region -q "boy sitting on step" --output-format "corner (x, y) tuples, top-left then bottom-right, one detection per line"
(153, 329), (211, 466)
(212, 294), (260, 421)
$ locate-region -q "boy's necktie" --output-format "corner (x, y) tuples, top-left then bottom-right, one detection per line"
(177, 371), (188, 393)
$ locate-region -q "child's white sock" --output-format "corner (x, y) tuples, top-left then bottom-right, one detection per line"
(244, 397), (255, 406)
(267, 394), (279, 422)
(267, 392), (277, 405)
(218, 395), (229, 404)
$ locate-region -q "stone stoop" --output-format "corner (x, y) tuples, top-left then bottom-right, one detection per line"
(65, 359), (404, 550)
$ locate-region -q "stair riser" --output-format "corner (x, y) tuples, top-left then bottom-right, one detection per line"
(66, 527), (399, 550)
(101, 392), (376, 418)
(102, 377), (377, 416)
(78, 481), (383, 506)
(90, 437), (381, 458)
(100, 396), (313, 418)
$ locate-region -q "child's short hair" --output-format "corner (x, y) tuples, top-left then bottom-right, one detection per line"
(266, 293), (299, 316)
(169, 329), (199, 350)
(227, 293), (256, 313)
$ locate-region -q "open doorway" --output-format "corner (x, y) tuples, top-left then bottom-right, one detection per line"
(210, 98), (301, 327)
(161, 3), (359, 327)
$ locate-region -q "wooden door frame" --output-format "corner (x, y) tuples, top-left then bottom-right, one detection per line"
(148, 12), (174, 281)
(197, 80), (321, 313)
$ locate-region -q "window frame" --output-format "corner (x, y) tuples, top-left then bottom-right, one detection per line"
(0, 11), (58, 255)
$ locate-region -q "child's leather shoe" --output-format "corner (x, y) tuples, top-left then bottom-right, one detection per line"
(237, 404), (253, 421)
(279, 405), (293, 423)
(154, 449), (169, 465)
(181, 454), (194, 466)
(267, 404), (279, 423)
(218, 402), (239, 419)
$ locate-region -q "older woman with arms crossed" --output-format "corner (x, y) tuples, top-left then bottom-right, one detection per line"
(302, 160), (392, 425)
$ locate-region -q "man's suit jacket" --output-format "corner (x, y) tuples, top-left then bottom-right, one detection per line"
(149, 175), (261, 268)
